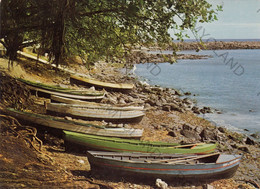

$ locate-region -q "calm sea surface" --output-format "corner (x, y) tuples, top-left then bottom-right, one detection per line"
(135, 49), (260, 134)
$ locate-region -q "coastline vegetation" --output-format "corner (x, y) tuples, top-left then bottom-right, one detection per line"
(1, 0), (221, 68)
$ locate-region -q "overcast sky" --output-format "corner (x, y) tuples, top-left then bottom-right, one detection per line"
(170, 0), (260, 39)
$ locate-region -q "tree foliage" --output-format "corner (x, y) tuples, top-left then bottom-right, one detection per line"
(0, 0), (221, 66)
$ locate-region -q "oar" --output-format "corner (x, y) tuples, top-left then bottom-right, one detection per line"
(166, 152), (220, 165)
(147, 152), (220, 164)
(147, 155), (199, 163)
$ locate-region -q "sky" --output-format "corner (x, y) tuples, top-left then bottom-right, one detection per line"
(170, 0), (260, 39)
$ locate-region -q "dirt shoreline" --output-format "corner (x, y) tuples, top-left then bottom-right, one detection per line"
(0, 57), (260, 188)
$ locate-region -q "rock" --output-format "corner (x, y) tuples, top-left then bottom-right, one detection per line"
(192, 106), (200, 114)
(218, 127), (226, 133)
(155, 100), (163, 107)
(169, 103), (183, 112)
(65, 116), (73, 121)
(118, 98), (126, 104)
(168, 131), (177, 137)
(195, 126), (203, 133)
(200, 129), (217, 141)
(107, 122), (114, 127)
(203, 184), (215, 189)
(117, 123), (124, 128)
(142, 85), (152, 93)
(155, 178), (168, 189)
(237, 145), (250, 153)
(101, 120), (107, 125)
(151, 87), (163, 93)
(200, 107), (212, 114)
(162, 105), (171, 112)
(245, 137), (255, 145)
(184, 92), (192, 95)
(181, 129), (201, 140)
(174, 89), (182, 96)
(183, 98), (193, 105)
(251, 133), (260, 139)
(182, 123), (195, 131)
(89, 86), (95, 91)
(160, 97), (167, 104)
(77, 159), (85, 164)
(144, 103), (151, 109)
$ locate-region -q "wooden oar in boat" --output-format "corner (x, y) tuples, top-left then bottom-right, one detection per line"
(147, 152), (220, 164)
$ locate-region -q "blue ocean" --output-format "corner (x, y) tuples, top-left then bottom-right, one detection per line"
(135, 48), (260, 134)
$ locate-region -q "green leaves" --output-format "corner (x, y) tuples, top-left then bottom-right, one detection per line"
(1, 0), (220, 66)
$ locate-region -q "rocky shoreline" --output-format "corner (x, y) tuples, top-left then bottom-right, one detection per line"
(124, 41), (260, 64)
(175, 41), (260, 51)
(95, 63), (260, 187)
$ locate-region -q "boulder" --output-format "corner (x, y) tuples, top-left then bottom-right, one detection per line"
(162, 105), (171, 112)
(245, 137), (255, 145)
(184, 92), (192, 96)
(182, 123), (195, 131)
(169, 103), (184, 113)
(192, 107), (200, 114)
(183, 98), (193, 105)
(155, 179), (168, 189)
(195, 126), (203, 133)
(237, 145), (250, 153)
(200, 129), (217, 141)
(180, 129), (201, 141)
(168, 131), (177, 137)
(218, 127), (226, 133)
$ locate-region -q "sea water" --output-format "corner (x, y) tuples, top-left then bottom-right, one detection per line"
(135, 49), (260, 134)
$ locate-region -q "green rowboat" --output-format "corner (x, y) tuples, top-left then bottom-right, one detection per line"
(18, 78), (105, 100)
(64, 131), (217, 154)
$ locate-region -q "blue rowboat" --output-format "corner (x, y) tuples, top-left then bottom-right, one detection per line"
(87, 151), (241, 181)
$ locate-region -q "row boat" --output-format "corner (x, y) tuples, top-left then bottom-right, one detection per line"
(64, 131), (217, 154)
(46, 102), (145, 122)
(70, 75), (134, 91)
(51, 95), (144, 111)
(87, 151), (241, 181)
(18, 78), (105, 100)
(1, 108), (143, 138)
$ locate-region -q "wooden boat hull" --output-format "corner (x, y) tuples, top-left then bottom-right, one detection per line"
(46, 102), (145, 122)
(70, 75), (134, 91)
(1, 108), (143, 138)
(64, 131), (217, 154)
(51, 95), (144, 111)
(87, 151), (241, 181)
(18, 78), (105, 100)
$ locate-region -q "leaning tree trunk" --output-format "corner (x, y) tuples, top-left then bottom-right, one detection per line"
(4, 31), (23, 69)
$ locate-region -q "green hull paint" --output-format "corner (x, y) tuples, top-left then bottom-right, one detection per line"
(64, 131), (217, 154)
(18, 78), (104, 96)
